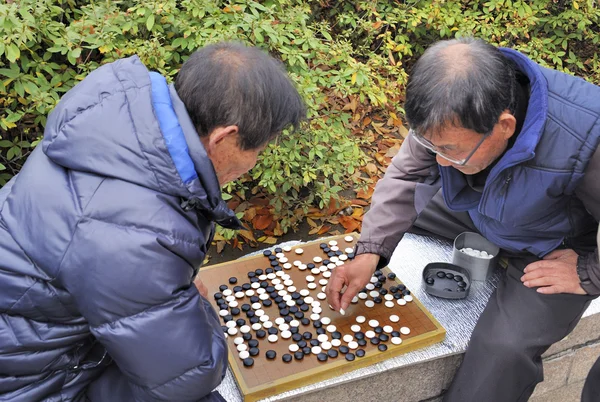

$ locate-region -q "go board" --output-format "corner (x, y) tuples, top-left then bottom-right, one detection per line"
(200, 234), (445, 401)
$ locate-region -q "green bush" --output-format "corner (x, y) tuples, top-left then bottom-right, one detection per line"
(1, 0), (599, 242)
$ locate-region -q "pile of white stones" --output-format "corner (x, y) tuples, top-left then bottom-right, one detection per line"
(459, 247), (494, 259)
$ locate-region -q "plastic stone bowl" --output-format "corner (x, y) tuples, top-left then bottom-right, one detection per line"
(452, 232), (500, 282)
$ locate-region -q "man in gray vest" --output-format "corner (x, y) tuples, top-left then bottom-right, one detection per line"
(327, 37), (600, 401)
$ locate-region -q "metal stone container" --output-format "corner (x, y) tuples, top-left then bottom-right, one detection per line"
(452, 232), (500, 281)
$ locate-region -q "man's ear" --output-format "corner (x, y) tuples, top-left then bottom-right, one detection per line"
(498, 111), (517, 140)
(206, 125), (239, 153)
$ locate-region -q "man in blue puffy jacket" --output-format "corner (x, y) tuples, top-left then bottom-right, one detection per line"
(0, 42), (305, 401)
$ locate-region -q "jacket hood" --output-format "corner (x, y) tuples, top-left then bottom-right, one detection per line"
(42, 56), (241, 229)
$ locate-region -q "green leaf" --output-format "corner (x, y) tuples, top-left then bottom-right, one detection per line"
(6, 43), (20, 63)
(0, 140), (13, 148)
(0, 162), (5, 171)
(221, 192), (232, 200)
(147, 14), (155, 31)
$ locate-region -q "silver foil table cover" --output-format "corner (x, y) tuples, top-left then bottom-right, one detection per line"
(215, 233), (600, 401)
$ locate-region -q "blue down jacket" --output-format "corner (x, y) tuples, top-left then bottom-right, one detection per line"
(0, 56), (241, 401)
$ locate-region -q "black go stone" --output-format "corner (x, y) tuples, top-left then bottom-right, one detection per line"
(323, 260), (331, 265)
(280, 308), (289, 316)
(402, 289), (411, 296)
(221, 325), (227, 333)
(327, 349), (339, 358)
(332, 331), (342, 339)
(233, 286), (242, 293)
(370, 337), (380, 345)
(255, 269), (264, 276)
(379, 288), (388, 295)
(230, 308), (240, 316)
(262, 299), (272, 307)
(219, 285), (228, 292)
(296, 299), (305, 306)
(250, 296), (259, 304)
(266, 286), (275, 293)
(316, 328), (326, 335)
(268, 328), (278, 335)
(397, 284), (406, 291)
(291, 327), (299, 334)
(292, 292), (301, 300)
(339, 345), (349, 354)
(249, 347), (259, 356)
(394, 293), (403, 299)
(242, 283), (251, 290)
(454, 275), (463, 282)
(263, 250), (272, 257)
(392, 331), (400, 338)
(323, 247), (330, 253)
(236, 319), (246, 327)
(266, 350), (277, 360)
(307, 263), (316, 269)
(284, 316), (293, 323)
(377, 275), (386, 282)
(374, 326), (383, 334)
(313, 320), (322, 329)
(345, 353), (355, 361)
(275, 247), (282, 253)
(320, 243), (328, 249)
(250, 277), (259, 283)
(426, 277), (435, 285)
(327, 252), (335, 258)
(458, 281), (467, 288)
(357, 339), (367, 347)
(250, 317), (260, 324)
(354, 332), (365, 340)
(294, 351), (304, 360)
(246, 310), (255, 318)
(356, 349), (366, 357)
(278, 302), (287, 310)
(268, 255), (276, 261)
(300, 305), (310, 312)
(274, 296), (283, 303)
(243, 333), (252, 341)
(348, 253), (355, 259)
(303, 347), (311, 355)
(335, 250), (343, 256)
(256, 330), (266, 339)
(298, 340), (307, 348)
(458, 287), (466, 292)
(388, 272), (397, 280)
(378, 344), (388, 352)
(219, 305), (228, 311)
(223, 315), (233, 322)
(375, 270), (382, 276)
(243, 357), (254, 367)
(248, 339), (259, 348)
(301, 318), (310, 325)
(214, 293), (223, 300)
(317, 353), (328, 362)
(294, 311), (304, 319)
(379, 334), (389, 342)
(260, 281), (269, 288)
(446, 272), (455, 280)
(374, 282), (383, 289)
(373, 296), (383, 304)
(310, 339), (320, 347)
(303, 332), (313, 340)
(282, 354), (292, 362)
(270, 261), (279, 267)
(217, 300), (227, 307)
(292, 333), (303, 342)
(290, 306), (299, 313)
(274, 266), (283, 272)
(389, 286), (398, 293)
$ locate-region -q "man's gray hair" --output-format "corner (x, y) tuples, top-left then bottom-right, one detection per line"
(404, 37), (517, 138)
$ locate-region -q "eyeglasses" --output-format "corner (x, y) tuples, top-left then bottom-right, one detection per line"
(410, 129), (491, 166)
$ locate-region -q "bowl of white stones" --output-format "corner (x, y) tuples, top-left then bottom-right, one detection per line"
(452, 232), (500, 281)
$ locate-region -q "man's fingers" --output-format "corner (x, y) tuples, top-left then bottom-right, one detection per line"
(523, 260), (554, 273)
(340, 282), (363, 312)
(521, 268), (552, 282)
(523, 276), (557, 288)
(537, 285), (564, 294)
(326, 268), (346, 311)
(543, 249), (569, 260)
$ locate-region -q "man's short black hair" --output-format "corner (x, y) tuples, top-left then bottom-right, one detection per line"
(404, 37), (517, 138)
(175, 42), (306, 150)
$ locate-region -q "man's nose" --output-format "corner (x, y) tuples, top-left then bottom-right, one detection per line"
(436, 154), (453, 167)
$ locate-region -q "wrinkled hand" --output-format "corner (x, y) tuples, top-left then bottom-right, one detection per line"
(326, 253), (380, 313)
(521, 249), (587, 295)
(194, 278), (209, 298)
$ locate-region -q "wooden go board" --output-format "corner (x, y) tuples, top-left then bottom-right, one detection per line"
(200, 234), (445, 401)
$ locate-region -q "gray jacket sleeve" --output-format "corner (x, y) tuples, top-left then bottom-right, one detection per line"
(356, 133), (438, 268)
(575, 145), (600, 296)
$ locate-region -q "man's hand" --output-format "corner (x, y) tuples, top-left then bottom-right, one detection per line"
(521, 249), (587, 295)
(326, 253), (380, 313)
(194, 278), (209, 298)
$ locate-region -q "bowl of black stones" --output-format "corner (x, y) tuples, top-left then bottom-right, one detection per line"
(452, 232), (500, 282)
(422, 262), (471, 300)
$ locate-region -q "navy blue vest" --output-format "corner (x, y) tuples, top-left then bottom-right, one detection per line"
(440, 48), (600, 257)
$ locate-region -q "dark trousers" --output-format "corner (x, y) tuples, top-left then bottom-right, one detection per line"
(411, 191), (599, 401)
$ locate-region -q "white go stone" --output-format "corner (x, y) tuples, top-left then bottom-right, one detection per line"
(276, 252), (285, 259)
(237, 344), (248, 352)
(320, 317), (331, 325)
(256, 288), (266, 294)
(321, 341), (332, 350)
(336, 261), (344, 266)
(313, 256), (323, 263)
(251, 302), (261, 310)
(330, 256), (339, 263)
(259, 275), (268, 281)
(317, 334), (329, 343)
(358, 292), (368, 300)
(227, 327), (238, 336)
(281, 330), (292, 339)
(295, 248), (304, 255)
(311, 313), (321, 321)
(391, 337), (402, 345)
(222, 289), (233, 297)
(339, 254), (348, 261)
(330, 246), (339, 252)
(275, 284), (284, 291)
(319, 279), (328, 286)
(240, 325), (251, 334)
(331, 339), (342, 347)
(286, 300), (295, 307)
(282, 294), (291, 301)
(305, 296), (315, 304)
(356, 315), (366, 324)
(267, 273), (276, 280)
(275, 317), (285, 325)
(313, 306), (322, 314)
(370, 277), (378, 284)
(279, 257), (289, 264)
(251, 282), (260, 289)
(294, 260), (302, 267)
(308, 283), (317, 290)
(283, 263), (292, 270)
(329, 240), (338, 246)
(397, 299), (407, 306)
(244, 290), (255, 297)
(343, 334), (354, 343)
(326, 325), (337, 333)
(239, 350), (250, 359)
(344, 235), (354, 242)
(299, 264), (308, 271)
(390, 315), (400, 323)
(290, 320), (300, 327)
(312, 301), (321, 308)
(323, 271), (332, 278)
(219, 310), (228, 317)
(252, 323), (262, 331)
(365, 300), (375, 308)
(255, 310), (265, 317)
(234, 337), (244, 345)
(229, 301), (239, 308)
(283, 245), (292, 252)
(226, 321), (237, 329)
(365, 330), (376, 339)
(348, 341), (358, 350)
(344, 247), (354, 254)
(259, 294), (269, 301)
(369, 290), (380, 298)
(317, 292), (327, 300)
(289, 344), (299, 352)
(319, 265), (328, 272)
(311, 346), (322, 355)
(287, 286), (297, 293)
(311, 268), (321, 275)
(400, 327), (411, 335)
(235, 292), (245, 299)
(284, 279), (294, 286)
(300, 289), (310, 297)
(260, 316), (270, 323)
(351, 325), (361, 332)
(272, 278), (281, 285)
(383, 325), (394, 333)
(368, 319), (380, 328)
(366, 284), (375, 291)
(385, 301), (395, 308)
(327, 263), (337, 270)
(306, 275), (315, 282)
(384, 294), (394, 301)
(268, 334), (278, 343)
(263, 321), (273, 329)
(405, 295), (414, 302)
(351, 296), (359, 304)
